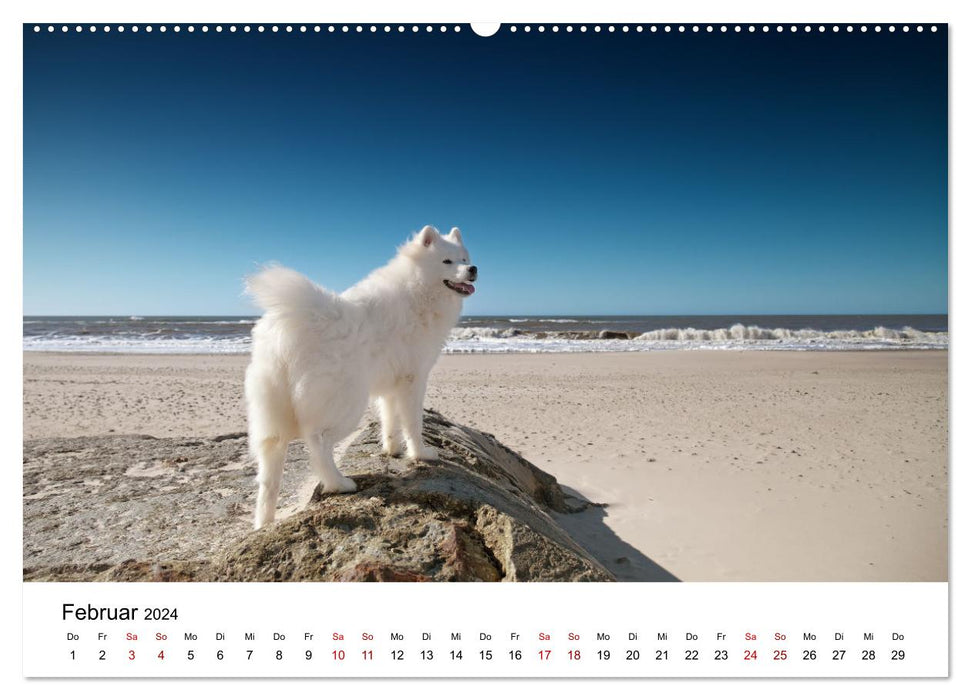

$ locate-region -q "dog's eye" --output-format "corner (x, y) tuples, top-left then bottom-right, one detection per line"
(442, 259), (453, 264)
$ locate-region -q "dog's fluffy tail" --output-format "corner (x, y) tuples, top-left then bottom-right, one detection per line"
(245, 265), (336, 315)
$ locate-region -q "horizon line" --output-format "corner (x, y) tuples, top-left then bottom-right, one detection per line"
(22, 311), (950, 318)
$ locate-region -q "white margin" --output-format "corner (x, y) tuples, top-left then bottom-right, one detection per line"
(3, 1), (965, 698)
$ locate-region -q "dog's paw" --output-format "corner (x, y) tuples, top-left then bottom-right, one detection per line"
(409, 444), (439, 462)
(380, 438), (404, 457)
(320, 475), (358, 494)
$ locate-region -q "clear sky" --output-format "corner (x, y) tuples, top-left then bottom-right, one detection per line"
(24, 26), (947, 316)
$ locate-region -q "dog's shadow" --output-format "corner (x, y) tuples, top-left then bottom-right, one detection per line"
(556, 485), (680, 582)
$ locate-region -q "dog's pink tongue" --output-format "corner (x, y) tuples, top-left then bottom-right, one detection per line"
(464, 283), (475, 294)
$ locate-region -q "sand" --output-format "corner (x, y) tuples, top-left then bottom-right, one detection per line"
(23, 350), (947, 582)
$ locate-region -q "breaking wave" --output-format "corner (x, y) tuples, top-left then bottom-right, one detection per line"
(443, 324), (948, 353)
(22, 319), (947, 354)
(22, 334), (253, 354)
(632, 323), (941, 343)
(508, 318), (582, 323)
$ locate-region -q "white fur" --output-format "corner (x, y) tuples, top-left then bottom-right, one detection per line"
(244, 225), (476, 528)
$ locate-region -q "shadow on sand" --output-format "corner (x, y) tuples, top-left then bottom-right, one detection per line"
(556, 485), (680, 582)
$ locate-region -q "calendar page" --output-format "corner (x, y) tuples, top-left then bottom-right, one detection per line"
(20, 6), (951, 686)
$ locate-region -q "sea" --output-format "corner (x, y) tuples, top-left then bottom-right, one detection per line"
(22, 314), (949, 354)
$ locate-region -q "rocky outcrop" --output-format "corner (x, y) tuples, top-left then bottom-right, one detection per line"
(24, 410), (613, 582)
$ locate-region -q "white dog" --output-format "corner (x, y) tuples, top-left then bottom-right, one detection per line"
(244, 225), (476, 529)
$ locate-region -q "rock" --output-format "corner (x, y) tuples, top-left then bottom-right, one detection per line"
(24, 410), (613, 582)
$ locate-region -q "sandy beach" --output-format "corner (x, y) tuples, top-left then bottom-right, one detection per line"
(23, 350), (947, 582)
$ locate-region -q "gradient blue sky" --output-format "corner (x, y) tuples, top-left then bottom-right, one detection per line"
(24, 26), (947, 315)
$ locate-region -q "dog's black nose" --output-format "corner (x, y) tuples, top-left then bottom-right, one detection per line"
(468, 265), (478, 281)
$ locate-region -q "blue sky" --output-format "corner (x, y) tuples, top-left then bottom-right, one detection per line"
(24, 26), (947, 315)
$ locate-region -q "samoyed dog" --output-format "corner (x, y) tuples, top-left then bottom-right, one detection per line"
(244, 225), (476, 528)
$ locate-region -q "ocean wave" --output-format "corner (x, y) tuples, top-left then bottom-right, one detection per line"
(114, 318), (256, 325)
(444, 324), (948, 353)
(508, 318), (582, 323)
(22, 334), (253, 354)
(24, 318), (256, 326)
(23, 324), (948, 355)
(632, 324), (944, 343)
(450, 327), (524, 340)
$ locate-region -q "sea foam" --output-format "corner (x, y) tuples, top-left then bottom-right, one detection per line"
(443, 324), (948, 353)
(22, 322), (948, 354)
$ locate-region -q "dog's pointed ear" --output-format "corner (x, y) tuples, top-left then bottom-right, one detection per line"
(446, 227), (463, 244)
(400, 225), (439, 258)
(415, 225), (439, 248)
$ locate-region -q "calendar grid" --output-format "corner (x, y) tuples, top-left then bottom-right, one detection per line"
(24, 582), (948, 678)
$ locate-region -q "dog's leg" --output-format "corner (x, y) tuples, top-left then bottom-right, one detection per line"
(306, 433), (358, 493)
(254, 437), (287, 529)
(376, 396), (404, 456)
(398, 378), (438, 462)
